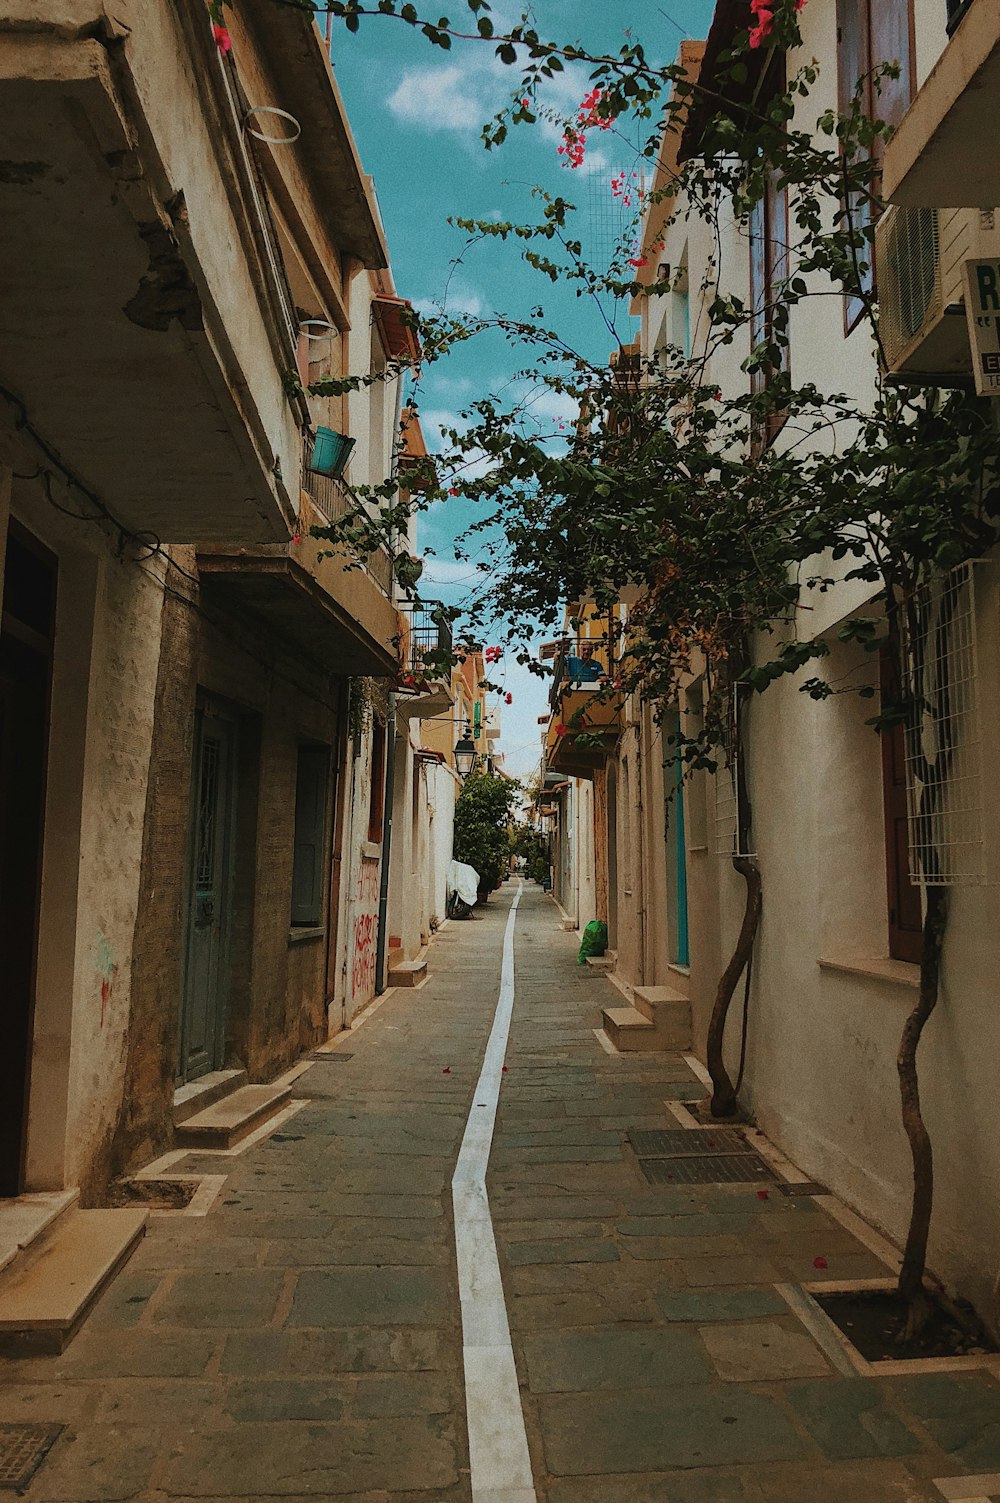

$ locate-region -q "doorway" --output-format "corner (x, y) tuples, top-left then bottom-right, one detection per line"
(178, 703), (237, 1084)
(0, 525), (56, 1195)
(665, 711), (690, 966)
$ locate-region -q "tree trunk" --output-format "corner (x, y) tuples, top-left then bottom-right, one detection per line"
(896, 882), (948, 1334)
(706, 854), (762, 1117)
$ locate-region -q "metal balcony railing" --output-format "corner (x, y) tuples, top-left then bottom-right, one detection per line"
(405, 607), (453, 677)
(301, 436), (395, 597)
(547, 636), (618, 712)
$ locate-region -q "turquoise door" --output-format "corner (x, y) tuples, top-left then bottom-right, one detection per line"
(665, 712), (689, 966)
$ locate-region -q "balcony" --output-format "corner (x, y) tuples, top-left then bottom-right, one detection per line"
(395, 608), (454, 721)
(0, 1), (387, 543)
(196, 484), (399, 677)
(883, 0), (1000, 208)
(544, 638), (623, 778)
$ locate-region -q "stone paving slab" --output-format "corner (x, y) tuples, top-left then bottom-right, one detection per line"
(3, 883), (1000, 1503)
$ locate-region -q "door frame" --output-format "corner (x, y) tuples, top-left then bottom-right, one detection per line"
(177, 697), (239, 1086)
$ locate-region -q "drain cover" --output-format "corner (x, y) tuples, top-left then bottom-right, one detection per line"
(0, 1424), (63, 1493)
(627, 1128), (748, 1157)
(639, 1152), (776, 1185)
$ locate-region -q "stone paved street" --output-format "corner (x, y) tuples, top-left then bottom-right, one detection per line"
(4, 882), (1000, 1501)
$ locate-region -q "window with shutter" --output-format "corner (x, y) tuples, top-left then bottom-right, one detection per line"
(291, 746), (330, 928)
(749, 164), (790, 452)
(837, 0), (915, 332)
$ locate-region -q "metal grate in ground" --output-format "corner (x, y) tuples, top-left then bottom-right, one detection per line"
(626, 1127), (748, 1157)
(638, 1152), (776, 1185)
(0, 1424), (64, 1493)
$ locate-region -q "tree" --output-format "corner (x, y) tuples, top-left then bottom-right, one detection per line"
(454, 772), (520, 896)
(270, 0), (1000, 1332)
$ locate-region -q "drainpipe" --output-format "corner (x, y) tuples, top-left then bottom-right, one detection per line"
(374, 694), (396, 994)
(373, 364), (407, 994)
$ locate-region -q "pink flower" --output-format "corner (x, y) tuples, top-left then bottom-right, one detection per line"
(448, 487), (459, 496)
(522, 97), (531, 108)
(291, 533), (301, 544)
(505, 692), (513, 705)
(555, 723), (569, 738)
(213, 22), (232, 53)
(628, 256), (649, 268)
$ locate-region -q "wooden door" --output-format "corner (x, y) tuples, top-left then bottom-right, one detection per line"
(179, 706), (236, 1083)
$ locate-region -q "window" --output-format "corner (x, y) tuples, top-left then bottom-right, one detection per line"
(836, 0), (916, 330)
(291, 746), (330, 928)
(749, 165), (790, 450)
(367, 721), (386, 843)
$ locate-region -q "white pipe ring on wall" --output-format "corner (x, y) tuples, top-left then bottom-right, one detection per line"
(244, 106), (302, 145)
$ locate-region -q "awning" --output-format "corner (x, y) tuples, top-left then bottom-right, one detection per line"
(372, 296), (421, 361)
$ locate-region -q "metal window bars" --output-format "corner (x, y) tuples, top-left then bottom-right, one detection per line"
(899, 562), (984, 888)
(713, 684), (756, 860)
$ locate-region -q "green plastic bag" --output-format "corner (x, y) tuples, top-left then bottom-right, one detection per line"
(577, 919), (608, 965)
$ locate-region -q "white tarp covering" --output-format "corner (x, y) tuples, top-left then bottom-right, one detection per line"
(448, 860), (480, 908)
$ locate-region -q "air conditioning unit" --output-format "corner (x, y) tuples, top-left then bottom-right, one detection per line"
(876, 206), (1000, 378)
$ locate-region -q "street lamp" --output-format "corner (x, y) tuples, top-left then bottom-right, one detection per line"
(454, 724), (477, 780)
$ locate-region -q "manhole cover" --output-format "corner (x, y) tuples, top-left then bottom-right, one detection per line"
(0, 1424), (63, 1493)
(627, 1128), (748, 1156)
(639, 1153), (776, 1185)
(310, 1052), (354, 1061)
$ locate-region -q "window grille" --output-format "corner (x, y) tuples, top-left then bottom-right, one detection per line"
(900, 562), (984, 887)
(713, 686), (756, 859)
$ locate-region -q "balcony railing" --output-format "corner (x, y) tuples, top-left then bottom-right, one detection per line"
(405, 607), (453, 676)
(547, 636), (618, 713)
(301, 436), (394, 597)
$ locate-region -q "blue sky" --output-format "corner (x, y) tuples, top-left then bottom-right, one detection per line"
(332, 0), (716, 777)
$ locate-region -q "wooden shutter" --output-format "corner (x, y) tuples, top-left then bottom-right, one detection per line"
(837, 0), (873, 331)
(869, 0), (915, 135)
(292, 747), (329, 927)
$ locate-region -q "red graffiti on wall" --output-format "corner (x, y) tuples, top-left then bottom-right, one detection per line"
(352, 910), (377, 998)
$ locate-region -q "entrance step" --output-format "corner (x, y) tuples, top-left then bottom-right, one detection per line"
(585, 955), (615, 973)
(0, 1208), (146, 1356)
(666, 964), (691, 997)
(0, 1190), (79, 1278)
(175, 1083), (292, 1149)
(633, 985), (692, 1047)
(603, 989), (692, 1053)
(388, 957), (427, 988)
(601, 1005), (657, 1051)
(173, 1068), (248, 1126)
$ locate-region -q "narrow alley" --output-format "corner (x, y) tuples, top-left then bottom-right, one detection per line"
(3, 883), (999, 1503)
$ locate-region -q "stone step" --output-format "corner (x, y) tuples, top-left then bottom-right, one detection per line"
(585, 955), (616, 973)
(175, 1083), (292, 1149)
(173, 1067), (248, 1126)
(601, 1005), (659, 1052)
(0, 1190), (79, 1278)
(0, 1208), (146, 1356)
(632, 985), (692, 1047)
(666, 963), (692, 997)
(388, 957), (427, 988)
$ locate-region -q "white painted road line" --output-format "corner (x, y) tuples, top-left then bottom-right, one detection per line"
(452, 882), (537, 1503)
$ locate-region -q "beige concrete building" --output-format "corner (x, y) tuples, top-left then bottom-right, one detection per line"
(0, 0), (445, 1324)
(543, 0), (1000, 1331)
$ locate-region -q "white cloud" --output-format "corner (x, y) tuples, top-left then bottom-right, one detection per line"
(413, 278), (485, 319)
(387, 57), (509, 133)
(420, 556), (489, 585)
